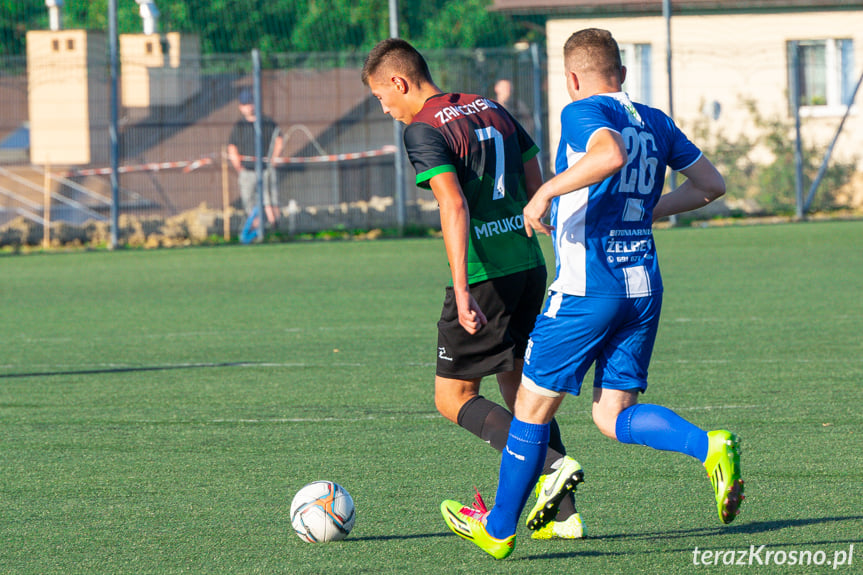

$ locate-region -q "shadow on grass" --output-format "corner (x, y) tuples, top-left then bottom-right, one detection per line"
(514, 549), (622, 561)
(291, 518), (863, 568)
(354, 517), (863, 558)
(0, 361), (260, 379)
(595, 515), (863, 542)
(340, 516), (863, 546)
(346, 533), (642, 561)
(513, 516), (863, 562)
(347, 531), (455, 542)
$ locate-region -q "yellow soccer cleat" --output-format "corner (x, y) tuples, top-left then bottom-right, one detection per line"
(441, 499), (515, 560)
(526, 456), (585, 531)
(530, 512), (586, 540)
(704, 430), (745, 524)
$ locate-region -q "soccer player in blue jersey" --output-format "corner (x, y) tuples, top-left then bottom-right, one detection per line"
(362, 38), (586, 539)
(441, 28), (744, 559)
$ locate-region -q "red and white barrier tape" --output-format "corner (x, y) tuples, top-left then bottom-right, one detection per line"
(59, 156), (215, 177)
(241, 145), (398, 165)
(58, 145), (398, 177)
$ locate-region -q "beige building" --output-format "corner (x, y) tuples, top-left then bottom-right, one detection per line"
(26, 29), (109, 165)
(493, 1), (863, 171)
(120, 32), (201, 108)
(23, 29), (201, 167)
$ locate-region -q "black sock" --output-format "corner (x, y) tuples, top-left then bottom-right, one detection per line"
(456, 395), (510, 450)
(543, 417), (577, 519)
(456, 396), (577, 520)
(548, 417), (565, 457)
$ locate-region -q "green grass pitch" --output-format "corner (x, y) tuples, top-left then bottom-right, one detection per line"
(1, 220), (861, 574)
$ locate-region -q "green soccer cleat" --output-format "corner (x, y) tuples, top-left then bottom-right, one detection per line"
(440, 499), (515, 560)
(704, 430), (745, 524)
(526, 456), (585, 531)
(530, 512), (586, 540)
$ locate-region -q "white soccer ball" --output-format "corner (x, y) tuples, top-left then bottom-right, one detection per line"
(290, 480), (356, 542)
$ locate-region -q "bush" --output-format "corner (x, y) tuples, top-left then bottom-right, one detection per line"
(687, 98), (858, 216)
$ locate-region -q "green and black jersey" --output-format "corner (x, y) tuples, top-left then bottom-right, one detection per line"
(404, 93), (545, 284)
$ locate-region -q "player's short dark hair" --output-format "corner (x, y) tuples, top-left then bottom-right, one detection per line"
(563, 28), (623, 79)
(361, 38), (433, 86)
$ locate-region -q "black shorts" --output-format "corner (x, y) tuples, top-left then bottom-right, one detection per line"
(436, 265), (547, 380)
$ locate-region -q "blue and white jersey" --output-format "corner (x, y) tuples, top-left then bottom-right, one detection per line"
(548, 92), (702, 298)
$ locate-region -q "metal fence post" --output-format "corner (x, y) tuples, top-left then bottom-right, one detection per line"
(529, 43), (546, 174)
(253, 48), (264, 242)
(664, 0), (678, 227)
(389, 0), (406, 234)
(108, 0), (120, 248)
(790, 44), (805, 221)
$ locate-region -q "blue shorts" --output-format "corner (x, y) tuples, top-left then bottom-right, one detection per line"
(522, 291), (662, 396)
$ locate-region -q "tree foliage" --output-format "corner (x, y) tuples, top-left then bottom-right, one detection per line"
(0, 0), (540, 56)
(0, 0), (48, 56)
(422, 0), (520, 49)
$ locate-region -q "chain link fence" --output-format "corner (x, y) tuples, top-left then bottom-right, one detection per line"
(0, 42), (546, 247)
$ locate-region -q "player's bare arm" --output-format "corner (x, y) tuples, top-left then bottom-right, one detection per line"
(652, 156), (726, 221)
(429, 171), (488, 334)
(524, 129), (627, 237)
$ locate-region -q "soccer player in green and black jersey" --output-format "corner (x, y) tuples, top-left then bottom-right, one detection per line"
(362, 38), (586, 540)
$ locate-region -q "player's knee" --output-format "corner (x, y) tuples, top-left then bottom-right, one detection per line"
(592, 406), (619, 440)
(435, 377), (482, 425)
(594, 418), (618, 440)
(434, 390), (461, 424)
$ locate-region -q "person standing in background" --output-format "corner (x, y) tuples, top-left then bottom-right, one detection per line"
(227, 88), (283, 231)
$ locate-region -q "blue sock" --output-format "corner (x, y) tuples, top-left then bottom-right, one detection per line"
(615, 404), (709, 462)
(485, 418), (549, 540)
